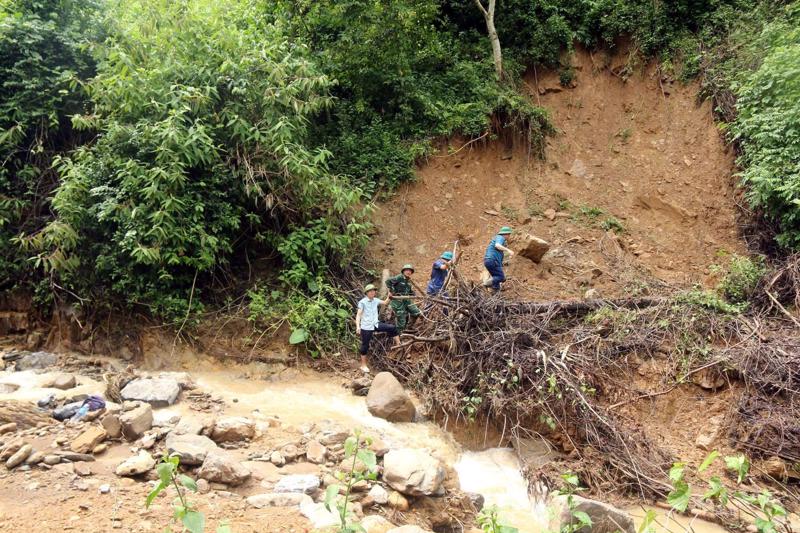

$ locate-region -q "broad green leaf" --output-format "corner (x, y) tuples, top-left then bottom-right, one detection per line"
(356, 449), (377, 472)
(324, 484), (340, 512)
(667, 481), (691, 512)
(182, 510), (205, 533)
(216, 522), (232, 533)
(289, 328), (308, 345)
(637, 509), (657, 533)
(724, 455), (750, 483)
(344, 436), (357, 458)
(668, 463), (685, 483)
(157, 462), (174, 484)
(699, 451), (720, 472)
(146, 481), (168, 508)
(179, 474), (198, 492)
(703, 477), (728, 505)
(572, 510), (593, 528)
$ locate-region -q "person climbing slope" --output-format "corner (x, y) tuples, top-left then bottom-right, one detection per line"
(386, 264), (421, 333)
(355, 284), (397, 373)
(427, 251), (454, 296)
(483, 226), (515, 292)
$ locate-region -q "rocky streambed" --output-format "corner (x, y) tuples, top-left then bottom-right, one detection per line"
(0, 350), (725, 533)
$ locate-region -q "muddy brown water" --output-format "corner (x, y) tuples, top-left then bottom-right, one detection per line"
(0, 366), (728, 533)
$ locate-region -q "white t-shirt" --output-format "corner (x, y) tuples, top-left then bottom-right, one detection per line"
(357, 297), (384, 331)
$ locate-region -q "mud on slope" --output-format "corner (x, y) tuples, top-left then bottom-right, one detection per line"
(374, 48), (745, 299)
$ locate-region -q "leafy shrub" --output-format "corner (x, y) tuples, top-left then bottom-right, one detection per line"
(716, 254), (766, 303)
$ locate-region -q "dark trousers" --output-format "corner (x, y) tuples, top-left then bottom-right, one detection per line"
(484, 258), (505, 290)
(359, 322), (398, 355)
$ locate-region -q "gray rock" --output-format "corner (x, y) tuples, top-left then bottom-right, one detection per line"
(211, 417), (255, 443)
(120, 378), (180, 407)
(361, 516), (395, 533)
(269, 451), (285, 466)
(6, 444), (33, 469)
(54, 452), (95, 462)
(25, 451), (45, 465)
(197, 451), (250, 486)
(274, 474), (320, 494)
(115, 451), (155, 477)
(173, 416), (205, 435)
(49, 373), (77, 390)
(382, 448), (445, 496)
(119, 403), (153, 441)
(316, 423), (350, 446)
(43, 455), (61, 465)
(367, 484), (389, 505)
(548, 494), (635, 533)
(99, 484), (111, 494)
(0, 383), (20, 393)
(15, 351), (57, 370)
(366, 372), (416, 423)
(300, 499), (340, 530)
(152, 410), (181, 427)
(246, 492), (313, 508)
(165, 433), (219, 466)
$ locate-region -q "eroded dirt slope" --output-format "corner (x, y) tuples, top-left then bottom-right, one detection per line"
(374, 48), (744, 299)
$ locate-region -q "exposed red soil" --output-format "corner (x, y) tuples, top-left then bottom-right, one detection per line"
(373, 48), (745, 300)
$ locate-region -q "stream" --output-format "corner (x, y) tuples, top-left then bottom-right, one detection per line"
(0, 365), (728, 533)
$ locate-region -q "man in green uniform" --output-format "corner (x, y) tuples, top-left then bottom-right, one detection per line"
(386, 264), (421, 333)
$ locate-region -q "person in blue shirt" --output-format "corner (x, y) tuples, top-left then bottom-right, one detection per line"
(355, 284), (397, 373)
(427, 251), (454, 296)
(483, 226), (515, 291)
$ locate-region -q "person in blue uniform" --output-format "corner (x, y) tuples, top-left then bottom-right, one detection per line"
(427, 251), (454, 296)
(483, 226), (515, 291)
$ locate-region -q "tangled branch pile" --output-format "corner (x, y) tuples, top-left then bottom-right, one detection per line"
(368, 257), (800, 498)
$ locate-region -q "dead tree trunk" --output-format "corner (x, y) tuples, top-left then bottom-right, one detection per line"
(473, 0), (503, 80)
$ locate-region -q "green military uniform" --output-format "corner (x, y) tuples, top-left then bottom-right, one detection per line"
(386, 271), (421, 332)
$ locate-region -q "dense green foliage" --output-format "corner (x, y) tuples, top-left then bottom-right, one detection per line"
(0, 0), (798, 345)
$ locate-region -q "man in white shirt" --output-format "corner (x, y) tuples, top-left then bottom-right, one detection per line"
(355, 284), (397, 373)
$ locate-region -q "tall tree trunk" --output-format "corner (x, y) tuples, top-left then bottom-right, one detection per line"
(473, 0), (503, 80)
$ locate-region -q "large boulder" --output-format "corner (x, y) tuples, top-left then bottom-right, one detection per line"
(165, 433), (218, 466)
(518, 234), (550, 263)
(120, 378), (180, 407)
(115, 451), (155, 477)
(211, 417), (256, 443)
(119, 403), (153, 441)
(197, 451), (251, 486)
(382, 449), (445, 496)
(15, 351), (57, 370)
(70, 426), (107, 454)
(548, 495), (635, 533)
(366, 372), (416, 423)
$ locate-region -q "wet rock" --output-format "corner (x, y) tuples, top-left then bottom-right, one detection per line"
(368, 484), (389, 505)
(165, 433), (219, 466)
(211, 417), (255, 443)
(695, 414), (724, 451)
(71, 426), (107, 454)
(48, 374), (77, 390)
(387, 491), (409, 511)
(274, 474), (320, 494)
(362, 516), (395, 533)
(300, 499), (340, 529)
(366, 372), (416, 423)
(0, 422), (17, 435)
(152, 410), (181, 427)
(15, 351), (57, 371)
(43, 454), (61, 465)
(115, 450), (155, 477)
(349, 376), (373, 396)
(120, 378), (180, 407)
(6, 444), (33, 469)
(101, 414), (122, 439)
(197, 451), (250, 486)
(387, 527), (433, 533)
(0, 383), (20, 394)
(548, 494), (635, 533)
(518, 234), (550, 263)
(246, 493), (312, 508)
(382, 448), (445, 496)
(306, 440), (327, 464)
(119, 403), (153, 441)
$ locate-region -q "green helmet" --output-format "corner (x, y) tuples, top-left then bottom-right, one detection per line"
(363, 283), (377, 293)
(401, 263), (415, 273)
(441, 251), (454, 261)
(498, 226), (513, 235)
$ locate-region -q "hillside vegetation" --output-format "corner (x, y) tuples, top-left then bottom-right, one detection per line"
(0, 0), (798, 347)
